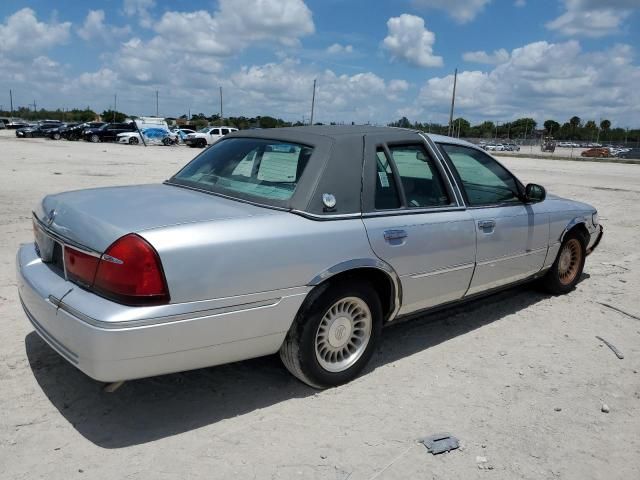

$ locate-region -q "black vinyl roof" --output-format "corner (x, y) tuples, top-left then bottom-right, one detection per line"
(219, 126), (472, 217)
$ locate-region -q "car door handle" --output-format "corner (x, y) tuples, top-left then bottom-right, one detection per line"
(384, 229), (408, 241)
(478, 220), (496, 232)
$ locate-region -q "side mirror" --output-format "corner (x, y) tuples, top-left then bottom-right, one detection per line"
(525, 183), (546, 203)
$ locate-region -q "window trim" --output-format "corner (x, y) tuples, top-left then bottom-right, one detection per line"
(436, 142), (526, 209)
(367, 140), (459, 213)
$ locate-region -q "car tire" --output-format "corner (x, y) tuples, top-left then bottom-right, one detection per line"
(53, 133), (61, 140)
(198, 139), (207, 148)
(90, 134), (100, 143)
(162, 137), (172, 146)
(129, 137), (139, 145)
(280, 281), (383, 389)
(539, 229), (587, 295)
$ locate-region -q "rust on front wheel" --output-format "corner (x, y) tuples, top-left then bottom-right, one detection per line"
(558, 238), (582, 285)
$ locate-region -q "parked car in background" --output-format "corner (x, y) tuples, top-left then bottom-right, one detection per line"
(185, 126), (238, 148)
(616, 148), (640, 159)
(17, 126), (602, 388)
(172, 128), (196, 144)
(581, 147), (610, 158)
(15, 121), (62, 138)
(62, 122), (105, 141)
(47, 123), (79, 140)
(6, 119), (30, 129)
(83, 122), (136, 143)
(503, 143), (520, 151)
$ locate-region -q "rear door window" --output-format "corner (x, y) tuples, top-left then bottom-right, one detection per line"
(387, 144), (450, 208)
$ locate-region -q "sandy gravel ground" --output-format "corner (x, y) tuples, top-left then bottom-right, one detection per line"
(0, 130), (638, 480)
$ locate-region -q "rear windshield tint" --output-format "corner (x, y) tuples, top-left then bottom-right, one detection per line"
(171, 138), (313, 202)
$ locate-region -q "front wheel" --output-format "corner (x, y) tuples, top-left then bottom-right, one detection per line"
(90, 134), (100, 143)
(280, 281), (382, 389)
(539, 230), (587, 294)
(52, 132), (61, 140)
(129, 137), (139, 145)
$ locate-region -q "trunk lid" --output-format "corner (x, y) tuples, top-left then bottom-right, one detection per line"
(35, 183), (278, 252)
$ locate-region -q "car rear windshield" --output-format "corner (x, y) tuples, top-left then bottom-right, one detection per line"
(170, 138), (314, 203)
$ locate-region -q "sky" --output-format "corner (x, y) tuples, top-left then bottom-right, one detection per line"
(0, 0), (639, 126)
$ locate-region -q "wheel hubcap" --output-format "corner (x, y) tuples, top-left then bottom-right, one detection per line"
(315, 297), (372, 373)
(558, 238), (581, 285)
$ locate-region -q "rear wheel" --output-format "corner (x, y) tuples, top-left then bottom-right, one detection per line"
(540, 230), (587, 294)
(52, 132), (61, 140)
(280, 281), (382, 389)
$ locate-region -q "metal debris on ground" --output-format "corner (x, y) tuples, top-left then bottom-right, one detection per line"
(597, 302), (640, 321)
(420, 433), (460, 455)
(595, 336), (624, 359)
(601, 403), (610, 413)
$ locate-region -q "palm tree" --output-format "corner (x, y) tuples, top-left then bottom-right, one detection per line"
(600, 119), (611, 141)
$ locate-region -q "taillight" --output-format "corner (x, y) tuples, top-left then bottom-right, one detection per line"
(93, 234), (170, 306)
(64, 246), (100, 287)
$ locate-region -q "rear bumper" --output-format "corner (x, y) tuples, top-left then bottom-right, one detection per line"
(17, 243), (308, 382)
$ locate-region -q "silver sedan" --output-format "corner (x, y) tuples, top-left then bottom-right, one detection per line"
(17, 126), (603, 388)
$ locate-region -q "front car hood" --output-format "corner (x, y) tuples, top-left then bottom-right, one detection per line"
(35, 184), (279, 252)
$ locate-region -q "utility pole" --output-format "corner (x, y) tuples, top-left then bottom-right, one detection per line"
(155, 90), (159, 117)
(495, 121), (499, 142)
(457, 118), (461, 138)
(447, 68), (457, 137)
(219, 86), (223, 126)
(113, 94), (117, 122)
(310, 79), (316, 125)
(9, 89), (14, 119)
(32, 99), (37, 112)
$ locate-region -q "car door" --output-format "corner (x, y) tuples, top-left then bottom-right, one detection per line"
(362, 134), (476, 315)
(438, 143), (549, 295)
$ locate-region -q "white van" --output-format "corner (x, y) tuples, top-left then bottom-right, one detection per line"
(117, 117), (175, 145)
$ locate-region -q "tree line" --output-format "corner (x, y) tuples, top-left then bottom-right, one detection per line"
(2, 106), (637, 143)
(388, 116), (639, 143)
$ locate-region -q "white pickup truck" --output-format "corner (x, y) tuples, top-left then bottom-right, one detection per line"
(184, 126), (238, 148)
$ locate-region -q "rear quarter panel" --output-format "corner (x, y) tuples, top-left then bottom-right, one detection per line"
(140, 213), (376, 303)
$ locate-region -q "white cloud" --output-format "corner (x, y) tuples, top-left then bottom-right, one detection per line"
(514, 0), (526, 6)
(77, 10), (130, 42)
(153, 0), (314, 56)
(382, 14), (443, 68)
(463, 48), (510, 64)
(547, 0), (638, 37)
(76, 68), (119, 90)
(0, 8), (71, 57)
(389, 79), (410, 93)
(327, 43), (353, 54)
(412, 0), (491, 23)
(417, 40), (640, 124)
(230, 59), (408, 121)
(122, 0), (156, 28)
